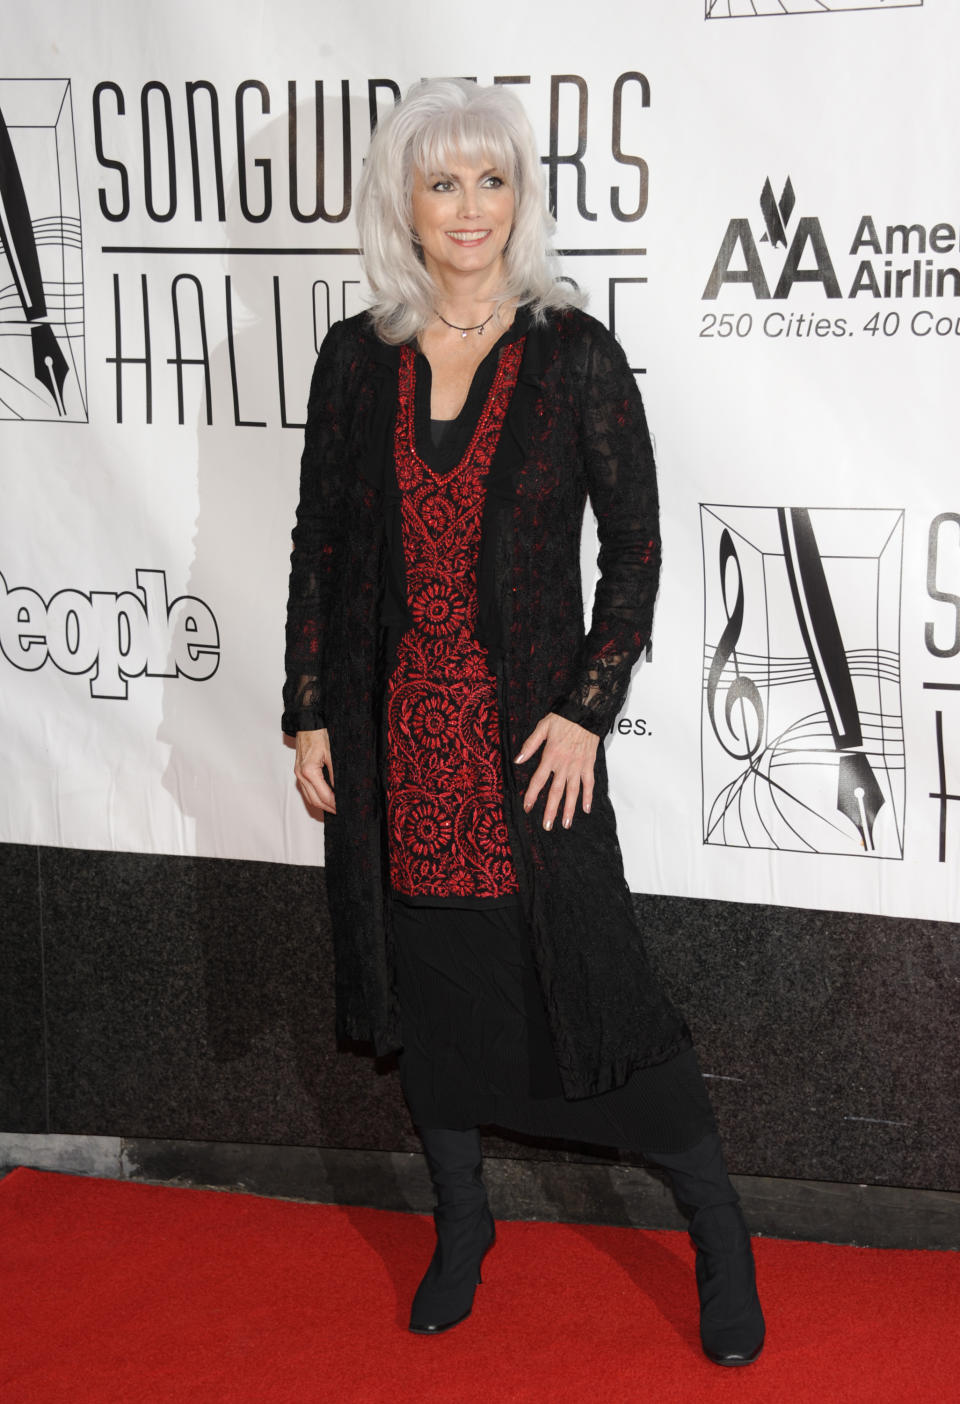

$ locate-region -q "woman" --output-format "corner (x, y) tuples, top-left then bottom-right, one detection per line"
(283, 78), (764, 1365)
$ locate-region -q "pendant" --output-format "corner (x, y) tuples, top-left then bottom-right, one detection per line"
(477, 325), (484, 335)
(461, 329), (468, 339)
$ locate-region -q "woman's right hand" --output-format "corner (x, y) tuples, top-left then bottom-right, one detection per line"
(294, 728), (336, 815)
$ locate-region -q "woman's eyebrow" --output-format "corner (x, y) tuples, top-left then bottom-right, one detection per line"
(424, 165), (505, 180)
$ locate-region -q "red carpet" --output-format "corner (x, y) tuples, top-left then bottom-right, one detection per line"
(1, 1168), (957, 1403)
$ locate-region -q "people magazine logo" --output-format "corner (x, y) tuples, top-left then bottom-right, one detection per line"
(0, 78), (86, 421)
(705, 1), (922, 18)
(699, 175), (960, 344)
(700, 505), (905, 859)
(0, 568), (220, 699)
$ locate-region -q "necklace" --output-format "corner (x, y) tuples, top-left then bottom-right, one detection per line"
(435, 309), (496, 339)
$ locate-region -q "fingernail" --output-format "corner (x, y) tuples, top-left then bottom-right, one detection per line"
(583, 804), (591, 814)
(515, 753), (525, 763)
(544, 820), (552, 831)
(563, 818), (571, 829)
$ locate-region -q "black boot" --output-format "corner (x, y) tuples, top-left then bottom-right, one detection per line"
(646, 1131), (765, 1367)
(409, 1126), (496, 1335)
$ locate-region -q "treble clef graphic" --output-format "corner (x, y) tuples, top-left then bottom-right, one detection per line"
(707, 529), (764, 761)
(778, 507), (884, 851)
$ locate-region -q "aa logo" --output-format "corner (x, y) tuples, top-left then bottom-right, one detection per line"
(703, 177), (841, 301)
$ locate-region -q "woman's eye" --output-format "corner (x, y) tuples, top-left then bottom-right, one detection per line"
(483, 176), (504, 188)
(432, 180), (454, 193)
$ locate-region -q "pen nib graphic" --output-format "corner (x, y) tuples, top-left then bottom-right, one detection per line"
(779, 506), (885, 853)
(0, 101), (71, 415)
(837, 752), (885, 852)
(31, 324), (69, 415)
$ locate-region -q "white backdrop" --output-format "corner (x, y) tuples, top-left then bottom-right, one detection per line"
(2, 0), (958, 924)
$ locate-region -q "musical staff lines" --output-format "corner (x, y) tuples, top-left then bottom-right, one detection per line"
(702, 647), (901, 689)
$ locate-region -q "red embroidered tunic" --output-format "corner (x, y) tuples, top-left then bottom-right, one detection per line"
(386, 340), (524, 903)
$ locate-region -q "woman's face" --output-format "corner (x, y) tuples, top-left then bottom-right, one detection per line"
(410, 155), (516, 290)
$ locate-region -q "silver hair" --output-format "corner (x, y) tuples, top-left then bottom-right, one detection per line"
(355, 78), (584, 344)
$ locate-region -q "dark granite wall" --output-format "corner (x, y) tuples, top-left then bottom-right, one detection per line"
(1, 842), (957, 1191)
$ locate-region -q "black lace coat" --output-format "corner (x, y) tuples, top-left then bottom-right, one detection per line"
(283, 306), (691, 1099)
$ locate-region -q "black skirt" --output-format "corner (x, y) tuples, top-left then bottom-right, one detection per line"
(392, 899), (716, 1155)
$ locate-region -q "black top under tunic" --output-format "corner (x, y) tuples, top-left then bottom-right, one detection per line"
(387, 323), (714, 1154)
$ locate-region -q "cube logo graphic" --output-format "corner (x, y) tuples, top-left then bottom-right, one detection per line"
(706, 1), (922, 17)
(0, 78), (86, 422)
(701, 505), (905, 857)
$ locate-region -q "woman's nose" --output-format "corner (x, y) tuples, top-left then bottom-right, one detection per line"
(457, 185), (480, 218)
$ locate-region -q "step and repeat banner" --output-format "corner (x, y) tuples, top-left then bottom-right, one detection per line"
(1, 0), (957, 922)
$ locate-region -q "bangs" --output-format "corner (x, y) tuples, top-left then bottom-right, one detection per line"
(409, 113), (518, 185)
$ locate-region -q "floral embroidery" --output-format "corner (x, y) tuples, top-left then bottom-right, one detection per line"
(387, 340), (525, 900)
(410, 580), (466, 636)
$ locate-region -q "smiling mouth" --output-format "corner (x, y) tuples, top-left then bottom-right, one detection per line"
(446, 230), (491, 244)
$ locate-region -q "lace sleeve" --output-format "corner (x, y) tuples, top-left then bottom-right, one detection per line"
(281, 321), (349, 736)
(551, 324), (661, 738)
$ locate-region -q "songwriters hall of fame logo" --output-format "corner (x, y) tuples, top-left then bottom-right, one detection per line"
(701, 506), (905, 859)
(0, 78), (86, 422)
(705, 1), (922, 18)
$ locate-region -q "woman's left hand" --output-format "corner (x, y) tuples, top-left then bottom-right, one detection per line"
(515, 712), (600, 830)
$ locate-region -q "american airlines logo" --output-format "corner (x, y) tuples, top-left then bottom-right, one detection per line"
(703, 177), (841, 301)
